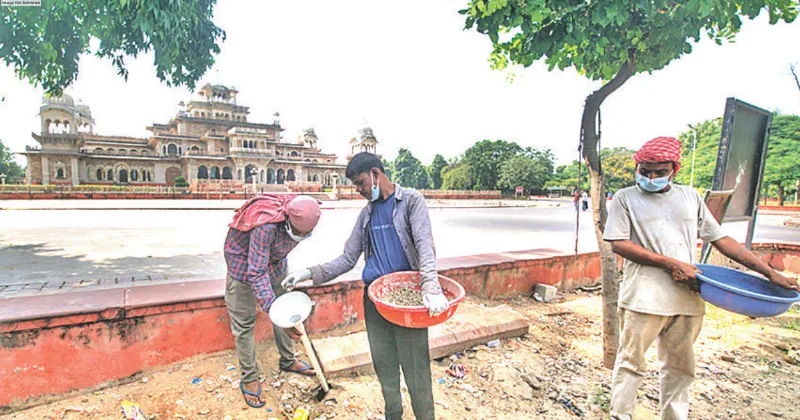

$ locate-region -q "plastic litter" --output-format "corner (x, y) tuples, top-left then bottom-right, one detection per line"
(446, 363), (467, 379)
(191, 377), (203, 384)
(120, 401), (147, 420)
(487, 339), (501, 348)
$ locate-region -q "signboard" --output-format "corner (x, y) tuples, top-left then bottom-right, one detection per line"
(700, 190), (735, 263)
(516, 186), (524, 194)
(710, 98), (772, 248)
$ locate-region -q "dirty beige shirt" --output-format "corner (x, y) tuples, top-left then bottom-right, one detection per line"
(603, 184), (727, 316)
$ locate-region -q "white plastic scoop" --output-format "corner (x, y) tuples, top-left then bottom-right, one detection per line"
(268, 291), (330, 398)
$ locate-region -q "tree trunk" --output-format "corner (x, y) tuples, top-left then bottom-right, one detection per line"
(581, 51), (636, 369)
(778, 184), (785, 207)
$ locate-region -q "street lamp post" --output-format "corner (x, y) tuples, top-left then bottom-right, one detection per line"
(250, 168), (258, 195)
(687, 124), (698, 189)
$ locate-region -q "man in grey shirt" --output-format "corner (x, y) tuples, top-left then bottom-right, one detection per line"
(603, 137), (798, 420)
(281, 152), (448, 420)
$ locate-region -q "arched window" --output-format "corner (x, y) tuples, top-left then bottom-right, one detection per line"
(162, 145), (167, 155)
(94, 148), (103, 154)
(277, 169), (285, 185)
(56, 168), (65, 179)
(198, 166), (209, 179)
(129, 150), (138, 156)
(287, 169), (295, 182)
(237, 168), (243, 181)
(260, 170), (265, 183)
(267, 168), (275, 184)
(107, 169), (114, 181)
(222, 167), (233, 180)
(119, 169), (128, 183)
(118, 149), (127, 155)
(167, 144), (178, 157)
(131, 170), (139, 181)
(290, 151), (298, 157)
(211, 166), (220, 180)
(191, 146), (200, 152)
(107, 148), (115, 154)
(96, 168), (104, 180)
(313, 174), (319, 182)
(244, 165), (256, 183)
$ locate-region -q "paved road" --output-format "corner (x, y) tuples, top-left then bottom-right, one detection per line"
(0, 203), (797, 296)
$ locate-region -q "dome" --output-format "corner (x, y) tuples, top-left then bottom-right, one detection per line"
(303, 127), (317, 137)
(358, 125), (375, 140)
(42, 94), (75, 107)
(76, 102), (92, 117)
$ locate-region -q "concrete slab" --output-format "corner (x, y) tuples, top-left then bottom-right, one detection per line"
(313, 302), (529, 378)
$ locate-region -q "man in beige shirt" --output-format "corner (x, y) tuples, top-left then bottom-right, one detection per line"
(603, 136), (798, 420)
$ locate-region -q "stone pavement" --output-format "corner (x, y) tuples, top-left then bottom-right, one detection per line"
(313, 302), (529, 377)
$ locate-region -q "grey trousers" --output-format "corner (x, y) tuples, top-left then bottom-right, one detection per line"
(363, 288), (435, 420)
(224, 275), (297, 383)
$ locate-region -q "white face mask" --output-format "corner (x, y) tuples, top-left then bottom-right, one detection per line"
(285, 219), (311, 242)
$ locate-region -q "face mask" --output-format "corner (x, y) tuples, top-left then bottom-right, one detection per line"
(285, 220), (311, 242)
(370, 171), (380, 202)
(636, 173), (671, 192)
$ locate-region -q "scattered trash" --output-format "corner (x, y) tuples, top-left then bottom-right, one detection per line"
(487, 339), (501, 348)
(446, 363), (467, 379)
(437, 378), (446, 384)
(141, 377), (149, 384)
(558, 397), (584, 417)
(191, 377), (203, 385)
(225, 363), (236, 371)
(120, 401), (147, 420)
(292, 407), (311, 420)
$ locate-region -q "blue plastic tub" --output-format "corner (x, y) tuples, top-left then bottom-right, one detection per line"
(695, 264), (800, 317)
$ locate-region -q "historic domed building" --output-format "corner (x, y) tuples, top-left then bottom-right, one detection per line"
(22, 84), (374, 188)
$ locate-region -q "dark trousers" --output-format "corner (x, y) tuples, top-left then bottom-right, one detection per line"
(363, 289), (435, 420)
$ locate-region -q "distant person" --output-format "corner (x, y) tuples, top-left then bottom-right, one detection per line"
(283, 152), (448, 420)
(581, 190), (589, 211)
(573, 191), (581, 212)
(223, 194), (322, 408)
(603, 136), (799, 420)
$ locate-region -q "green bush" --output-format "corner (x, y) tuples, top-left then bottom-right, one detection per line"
(173, 176), (189, 188)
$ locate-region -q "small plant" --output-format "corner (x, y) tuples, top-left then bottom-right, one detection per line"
(173, 176), (189, 188)
(592, 386), (611, 413)
(780, 319), (800, 331)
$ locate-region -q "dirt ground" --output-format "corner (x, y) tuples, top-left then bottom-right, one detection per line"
(4, 287), (800, 420)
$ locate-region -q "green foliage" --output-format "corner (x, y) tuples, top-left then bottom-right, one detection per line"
(547, 161), (590, 192)
(601, 147), (637, 193)
(173, 176), (189, 187)
(0, 139), (25, 180)
(676, 115), (800, 200)
(675, 119), (724, 192)
(498, 147), (555, 193)
(441, 162), (472, 190)
(1, 0), (226, 95)
(392, 148), (431, 189)
(382, 158), (395, 181)
(461, 0), (798, 82)
(462, 140), (522, 190)
(428, 154), (448, 190)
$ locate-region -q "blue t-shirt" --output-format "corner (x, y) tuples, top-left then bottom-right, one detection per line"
(362, 194), (412, 284)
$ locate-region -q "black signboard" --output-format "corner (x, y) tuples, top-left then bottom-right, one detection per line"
(711, 98), (772, 248)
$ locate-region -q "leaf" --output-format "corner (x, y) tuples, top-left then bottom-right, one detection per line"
(605, 4), (620, 21)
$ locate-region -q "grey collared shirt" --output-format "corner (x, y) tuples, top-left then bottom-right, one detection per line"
(309, 184), (442, 295)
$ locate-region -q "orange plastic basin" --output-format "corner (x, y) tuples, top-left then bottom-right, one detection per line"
(367, 271), (465, 328)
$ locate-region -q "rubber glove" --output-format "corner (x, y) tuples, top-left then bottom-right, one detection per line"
(281, 269), (311, 291)
(422, 292), (449, 317)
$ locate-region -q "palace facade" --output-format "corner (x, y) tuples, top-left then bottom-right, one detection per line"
(22, 84), (379, 188)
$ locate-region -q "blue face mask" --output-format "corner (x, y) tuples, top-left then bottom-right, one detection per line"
(636, 173), (671, 192)
(370, 172), (380, 202)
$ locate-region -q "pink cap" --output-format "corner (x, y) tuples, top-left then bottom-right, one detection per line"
(287, 196), (321, 233)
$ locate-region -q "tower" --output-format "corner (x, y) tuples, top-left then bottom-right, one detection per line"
(347, 123), (380, 161)
(301, 127), (318, 149)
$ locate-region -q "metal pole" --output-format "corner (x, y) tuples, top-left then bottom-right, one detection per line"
(689, 126), (698, 189)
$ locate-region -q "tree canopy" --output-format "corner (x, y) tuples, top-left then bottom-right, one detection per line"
(0, 139), (25, 181)
(428, 154), (449, 190)
(441, 162), (472, 190)
(462, 139), (523, 190)
(392, 148), (431, 190)
(1, 0), (225, 95)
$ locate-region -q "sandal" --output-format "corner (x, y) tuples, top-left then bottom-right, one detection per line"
(281, 360), (315, 377)
(239, 380), (266, 408)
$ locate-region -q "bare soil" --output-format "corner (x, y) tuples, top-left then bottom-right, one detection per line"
(4, 288), (800, 420)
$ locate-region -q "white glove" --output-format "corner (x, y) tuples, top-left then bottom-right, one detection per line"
(281, 269), (311, 291)
(422, 292), (449, 317)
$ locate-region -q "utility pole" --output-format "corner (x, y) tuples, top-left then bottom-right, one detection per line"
(687, 124), (698, 189)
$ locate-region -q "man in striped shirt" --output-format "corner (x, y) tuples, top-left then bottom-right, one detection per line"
(223, 194), (321, 408)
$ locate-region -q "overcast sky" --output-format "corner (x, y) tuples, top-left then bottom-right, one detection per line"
(1, 0), (799, 167)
